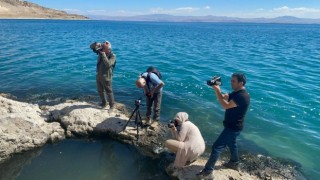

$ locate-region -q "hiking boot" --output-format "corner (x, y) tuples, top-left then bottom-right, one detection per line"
(222, 161), (240, 171)
(196, 169), (213, 179)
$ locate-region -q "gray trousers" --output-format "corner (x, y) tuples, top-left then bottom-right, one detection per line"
(96, 75), (115, 107)
(146, 92), (162, 120)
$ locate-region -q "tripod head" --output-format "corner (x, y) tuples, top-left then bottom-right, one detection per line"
(134, 97), (144, 107)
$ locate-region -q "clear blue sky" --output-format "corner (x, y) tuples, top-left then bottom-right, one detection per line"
(28, 0), (320, 18)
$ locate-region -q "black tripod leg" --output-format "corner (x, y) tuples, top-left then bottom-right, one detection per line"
(137, 110), (143, 127)
(135, 112), (139, 140)
(122, 107), (138, 131)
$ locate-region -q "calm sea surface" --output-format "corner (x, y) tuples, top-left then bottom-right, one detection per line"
(0, 20), (319, 179)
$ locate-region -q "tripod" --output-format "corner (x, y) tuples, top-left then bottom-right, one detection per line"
(122, 100), (144, 140)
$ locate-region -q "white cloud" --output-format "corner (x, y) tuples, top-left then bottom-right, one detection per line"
(150, 7), (201, 15)
(63, 9), (83, 14)
(238, 6), (320, 18)
(273, 6), (320, 13)
(204, 6), (211, 10)
(176, 7), (199, 12)
(87, 10), (107, 14)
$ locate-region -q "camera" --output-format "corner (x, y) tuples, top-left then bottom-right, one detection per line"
(135, 99), (141, 106)
(207, 76), (222, 86)
(90, 42), (103, 54)
(168, 120), (178, 128)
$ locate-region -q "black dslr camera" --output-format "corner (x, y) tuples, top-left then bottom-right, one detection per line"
(168, 120), (178, 128)
(90, 42), (103, 54)
(207, 76), (222, 86)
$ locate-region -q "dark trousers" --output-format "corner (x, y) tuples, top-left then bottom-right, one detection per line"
(146, 92), (162, 120)
(204, 128), (240, 172)
(96, 75), (115, 107)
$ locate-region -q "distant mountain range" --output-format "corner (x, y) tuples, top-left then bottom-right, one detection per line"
(88, 14), (320, 24)
(1, 0), (319, 24)
(0, 0), (88, 20)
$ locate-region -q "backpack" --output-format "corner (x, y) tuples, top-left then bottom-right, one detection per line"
(146, 66), (162, 80)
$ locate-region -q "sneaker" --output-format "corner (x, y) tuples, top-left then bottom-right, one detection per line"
(222, 161), (240, 171)
(196, 169), (213, 178)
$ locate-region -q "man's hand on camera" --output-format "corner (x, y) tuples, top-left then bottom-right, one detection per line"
(212, 85), (221, 92)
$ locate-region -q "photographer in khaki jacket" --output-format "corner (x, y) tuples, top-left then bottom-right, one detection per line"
(92, 41), (116, 112)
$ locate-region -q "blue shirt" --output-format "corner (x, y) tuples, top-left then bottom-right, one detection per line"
(141, 72), (163, 93)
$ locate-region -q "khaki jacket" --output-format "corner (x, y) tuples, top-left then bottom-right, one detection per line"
(96, 52), (116, 81)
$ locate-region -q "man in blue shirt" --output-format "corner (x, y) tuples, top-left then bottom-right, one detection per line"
(136, 69), (165, 125)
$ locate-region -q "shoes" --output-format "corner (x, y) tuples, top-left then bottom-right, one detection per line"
(196, 169), (213, 179)
(99, 102), (107, 108)
(222, 161), (240, 171)
(185, 158), (197, 166)
(145, 117), (151, 126)
(153, 117), (160, 121)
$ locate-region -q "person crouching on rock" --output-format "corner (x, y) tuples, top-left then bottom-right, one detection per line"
(165, 112), (205, 168)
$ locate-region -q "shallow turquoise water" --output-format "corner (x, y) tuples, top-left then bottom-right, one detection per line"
(0, 20), (319, 179)
(0, 139), (169, 180)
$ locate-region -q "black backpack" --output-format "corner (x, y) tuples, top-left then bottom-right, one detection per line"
(146, 66), (162, 80)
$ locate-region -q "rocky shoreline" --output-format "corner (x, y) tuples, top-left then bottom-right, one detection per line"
(0, 94), (305, 179)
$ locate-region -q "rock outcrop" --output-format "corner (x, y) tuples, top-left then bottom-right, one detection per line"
(0, 0), (88, 19)
(0, 96), (65, 162)
(0, 95), (167, 163)
(0, 94), (305, 180)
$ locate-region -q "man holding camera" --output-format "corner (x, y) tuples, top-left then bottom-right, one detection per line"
(135, 67), (164, 125)
(92, 41), (116, 112)
(197, 73), (250, 177)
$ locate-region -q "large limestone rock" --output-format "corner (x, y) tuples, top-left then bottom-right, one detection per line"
(0, 96), (65, 162)
(45, 100), (167, 155)
(45, 101), (129, 137)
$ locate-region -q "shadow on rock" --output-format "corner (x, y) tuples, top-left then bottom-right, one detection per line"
(94, 117), (129, 134)
(48, 104), (96, 122)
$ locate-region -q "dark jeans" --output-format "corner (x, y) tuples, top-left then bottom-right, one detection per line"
(204, 127), (240, 172)
(96, 75), (115, 107)
(146, 92), (162, 120)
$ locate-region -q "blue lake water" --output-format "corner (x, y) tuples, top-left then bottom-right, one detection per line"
(0, 19), (319, 179)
